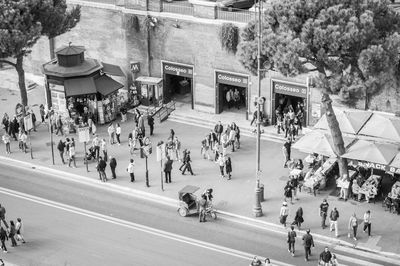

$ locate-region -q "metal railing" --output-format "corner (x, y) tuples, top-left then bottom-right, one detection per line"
(81, 0), (118, 5)
(216, 6), (255, 23)
(158, 101), (176, 123)
(161, 1), (194, 16)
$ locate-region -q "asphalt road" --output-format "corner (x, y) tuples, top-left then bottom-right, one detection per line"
(0, 162), (395, 266)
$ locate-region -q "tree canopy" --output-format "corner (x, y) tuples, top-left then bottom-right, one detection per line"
(238, 0), (400, 108)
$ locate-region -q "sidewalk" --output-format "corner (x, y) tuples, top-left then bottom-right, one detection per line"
(1, 69), (400, 258)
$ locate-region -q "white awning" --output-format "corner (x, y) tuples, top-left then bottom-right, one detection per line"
(135, 76), (163, 85)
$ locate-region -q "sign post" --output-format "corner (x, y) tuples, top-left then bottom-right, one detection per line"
(141, 137), (152, 187)
(78, 127), (91, 172)
(24, 114), (33, 159)
(156, 141), (166, 191)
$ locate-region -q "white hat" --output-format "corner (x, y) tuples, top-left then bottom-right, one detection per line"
(283, 202), (288, 206)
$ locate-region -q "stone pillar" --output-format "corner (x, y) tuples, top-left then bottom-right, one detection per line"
(189, 0), (217, 19)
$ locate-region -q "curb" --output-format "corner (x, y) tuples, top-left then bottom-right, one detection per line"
(2, 155), (400, 262)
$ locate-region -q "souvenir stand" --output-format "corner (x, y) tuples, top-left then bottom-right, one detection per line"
(135, 76), (163, 107)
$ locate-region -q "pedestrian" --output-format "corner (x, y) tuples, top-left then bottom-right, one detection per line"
(319, 199), (329, 229)
(363, 210), (371, 237)
(225, 156), (232, 180)
(97, 156), (107, 182)
(39, 104), (45, 123)
(101, 138), (108, 162)
(15, 218), (25, 244)
(276, 112), (284, 134)
(226, 88), (233, 109)
(92, 135), (100, 160)
(120, 105), (127, 122)
(164, 156), (173, 183)
(169, 129), (175, 141)
(68, 143), (77, 168)
(20, 130), (28, 153)
(174, 137), (181, 161)
(293, 207), (304, 230)
(109, 156), (117, 179)
(0, 227), (8, 253)
(279, 201), (289, 227)
(284, 181), (293, 204)
(282, 138), (291, 168)
(115, 123), (121, 145)
(10, 116), (19, 140)
(232, 122), (240, 149)
(319, 247), (333, 266)
(287, 225), (297, 257)
(199, 194), (207, 223)
(148, 115), (154, 136)
(302, 229), (314, 262)
(348, 213), (358, 240)
(179, 149), (188, 171)
(214, 121), (223, 144)
(107, 122), (115, 145)
(57, 139), (66, 164)
(2, 132), (11, 155)
(228, 125), (236, 152)
(181, 150), (194, 175)
(9, 220), (17, 247)
(209, 130), (217, 151)
(127, 159), (135, 182)
(220, 130), (229, 156)
(65, 138), (70, 157)
(329, 207), (340, 237)
(217, 152), (225, 178)
(233, 88), (240, 109)
(0, 205), (8, 229)
(31, 111), (37, 131)
(290, 175), (299, 200)
(2, 113), (9, 134)
(201, 135), (211, 160)
(55, 115), (63, 136)
(138, 114), (145, 137)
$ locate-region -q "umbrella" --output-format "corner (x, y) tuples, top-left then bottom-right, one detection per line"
(314, 108), (372, 134)
(293, 130), (354, 157)
(358, 114), (400, 142)
(341, 139), (399, 165)
(389, 152), (400, 169)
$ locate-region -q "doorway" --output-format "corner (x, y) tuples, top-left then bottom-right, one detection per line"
(274, 93), (307, 126)
(164, 74), (192, 105)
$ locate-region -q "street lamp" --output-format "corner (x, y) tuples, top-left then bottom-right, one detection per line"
(253, 0), (264, 217)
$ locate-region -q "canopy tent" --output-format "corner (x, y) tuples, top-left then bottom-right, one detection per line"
(341, 139), (399, 165)
(101, 62), (125, 77)
(292, 130), (354, 157)
(64, 77), (96, 97)
(314, 108), (372, 134)
(95, 75), (124, 96)
(389, 152), (400, 169)
(358, 113), (400, 142)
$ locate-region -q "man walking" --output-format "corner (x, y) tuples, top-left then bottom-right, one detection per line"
(109, 156), (117, 179)
(148, 115), (154, 136)
(319, 247), (333, 266)
(181, 150), (194, 175)
(0, 227), (8, 253)
(214, 121), (223, 144)
(164, 156), (173, 183)
(282, 138), (291, 168)
(68, 143), (77, 168)
(127, 159), (135, 182)
(15, 218), (26, 244)
(55, 115), (63, 136)
(138, 114), (145, 137)
(330, 207), (340, 237)
(319, 199), (329, 229)
(97, 156), (107, 182)
(287, 225), (297, 257)
(302, 229), (314, 262)
(57, 139), (66, 164)
(363, 210), (372, 237)
(0, 205), (8, 229)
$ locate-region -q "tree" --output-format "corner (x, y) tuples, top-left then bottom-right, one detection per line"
(33, 0), (81, 59)
(238, 0), (400, 176)
(0, 0), (80, 108)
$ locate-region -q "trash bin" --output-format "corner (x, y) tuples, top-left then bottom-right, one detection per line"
(260, 183), (264, 202)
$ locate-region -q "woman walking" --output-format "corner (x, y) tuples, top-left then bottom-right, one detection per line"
(284, 181), (293, 204)
(279, 202), (289, 228)
(225, 156), (232, 180)
(15, 218), (25, 243)
(348, 213), (359, 241)
(9, 220), (17, 247)
(2, 132), (11, 155)
(0, 227), (8, 253)
(115, 123), (121, 145)
(293, 207), (304, 230)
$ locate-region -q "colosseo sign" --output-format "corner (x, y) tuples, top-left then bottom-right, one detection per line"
(162, 62), (193, 78)
(273, 80), (307, 98)
(216, 71), (248, 87)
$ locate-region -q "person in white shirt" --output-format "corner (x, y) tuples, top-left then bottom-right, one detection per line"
(115, 123), (121, 145)
(68, 144), (77, 168)
(15, 218), (25, 244)
(363, 210), (372, 236)
(2, 133), (11, 154)
(127, 159), (135, 182)
(107, 123), (115, 145)
(20, 131), (28, 153)
(280, 201), (289, 227)
(92, 135), (100, 160)
(101, 139), (108, 162)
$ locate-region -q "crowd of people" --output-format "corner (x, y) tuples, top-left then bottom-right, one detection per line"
(275, 103), (304, 141)
(0, 204), (26, 254)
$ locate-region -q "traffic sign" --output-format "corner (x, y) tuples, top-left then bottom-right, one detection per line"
(156, 142), (166, 162)
(24, 114), (33, 131)
(77, 127), (90, 143)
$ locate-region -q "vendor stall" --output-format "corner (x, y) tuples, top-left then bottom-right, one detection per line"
(352, 174), (382, 202)
(135, 76), (163, 107)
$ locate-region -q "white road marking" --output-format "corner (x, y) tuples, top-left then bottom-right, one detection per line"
(0, 187), (293, 266)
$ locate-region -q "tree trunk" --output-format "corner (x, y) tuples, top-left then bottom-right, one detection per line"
(321, 93), (348, 177)
(49, 37), (56, 60)
(364, 93), (369, 111)
(147, 29), (151, 76)
(16, 56), (28, 108)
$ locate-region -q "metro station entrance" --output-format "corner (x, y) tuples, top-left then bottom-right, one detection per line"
(162, 61), (194, 109)
(215, 70), (249, 116)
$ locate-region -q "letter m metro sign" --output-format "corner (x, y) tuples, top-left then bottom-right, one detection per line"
(130, 61), (140, 73)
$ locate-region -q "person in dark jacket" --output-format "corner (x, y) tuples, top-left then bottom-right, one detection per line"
(287, 225), (297, 257)
(148, 115), (154, 136)
(0, 204), (8, 229)
(9, 220), (17, 247)
(97, 156), (107, 182)
(2, 113), (9, 134)
(293, 207), (304, 230)
(181, 150), (194, 175)
(0, 227), (8, 252)
(31, 112), (37, 131)
(163, 156), (173, 183)
(225, 156), (232, 180)
(9, 116), (18, 141)
(284, 181), (293, 204)
(214, 121), (223, 144)
(57, 139), (66, 164)
(179, 149), (188, 171)
(302, 229), (315, 261)
(109, 156), (117, 179)
(319, 247), (332, 266)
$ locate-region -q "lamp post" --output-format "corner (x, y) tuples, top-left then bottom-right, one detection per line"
(252, 0), (263, 217)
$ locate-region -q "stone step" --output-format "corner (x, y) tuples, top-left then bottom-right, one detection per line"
(168, 112), (286, 143)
